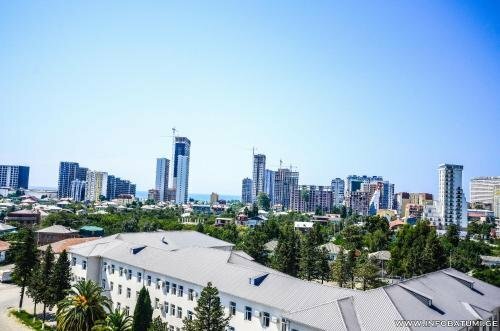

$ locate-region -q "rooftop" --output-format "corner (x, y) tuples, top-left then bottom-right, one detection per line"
(39, 237), (99, 254)
(36, 225), (78, 234)
(0, 240), (10, 251)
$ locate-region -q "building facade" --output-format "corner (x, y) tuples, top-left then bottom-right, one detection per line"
(155, 158), (170, 202)
(70, 179), (86, 202)
(297, 185), (332, 213)
(241, 178), (253, 204)
(172, 137), (191, 192)
(175, 155), (189, 204)
(438, 164), (465, 228)
(331, 178), (345, 206)
(264, 169), (275, 205)
(107, 175), (136, 200)
(85, 171), (108, 202)
(0, 165), (29, 190)
(58, 162), (80, 198)
(252, 154), (266, 203)
(273, 168), (299, 211)
(470, 177), (500, 206)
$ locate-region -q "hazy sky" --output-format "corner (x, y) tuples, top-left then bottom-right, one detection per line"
(1, 1), (499, 196)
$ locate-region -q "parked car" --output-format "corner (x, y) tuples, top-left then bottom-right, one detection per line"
(0, 269), (12, 283)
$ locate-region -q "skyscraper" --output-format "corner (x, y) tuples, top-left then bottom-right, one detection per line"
(85, 171), (108, 202)
(173, 137), (191, 190)
(252, 154), (266, 202)
(331, 178), (345, 206)
(470, 177), (500, 206)
(58, 162), (79, 198)
(241, 178), (253, 204)
(0, 165), (29, 189)
(70, 179), (86, 202)
(438, 164), (464, 228)
(273, 168), (299, 211)
(264, 169), (276, 205)
(106, 175), (136, 200)
(175, 155), (189, 204)
(155, 158), (170, 202)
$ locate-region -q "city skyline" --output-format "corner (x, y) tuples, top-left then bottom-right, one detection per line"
(1, 1), (499, 195)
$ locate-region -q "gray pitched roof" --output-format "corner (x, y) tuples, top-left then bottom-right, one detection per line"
(36, 225), (78, 234)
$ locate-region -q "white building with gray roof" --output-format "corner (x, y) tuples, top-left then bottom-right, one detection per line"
(68, 231), (500, 331)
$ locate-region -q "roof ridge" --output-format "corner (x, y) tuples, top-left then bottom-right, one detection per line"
(286, 297), (351, 315)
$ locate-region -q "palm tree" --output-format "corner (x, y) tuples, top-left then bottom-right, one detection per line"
(92, 309), (132, 331)
(56, 280), (112, 331)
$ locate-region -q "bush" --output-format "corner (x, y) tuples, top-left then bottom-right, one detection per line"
(10, 309), (55, 331)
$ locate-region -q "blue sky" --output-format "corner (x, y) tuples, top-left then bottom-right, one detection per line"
(1, 1), (499, 196)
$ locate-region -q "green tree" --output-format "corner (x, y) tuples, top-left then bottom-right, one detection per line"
(240, 229), (268, 264)
(355, 254), (380, 290)
(133, 287), (153, 331)
(12, 228), (38, 310)
(298, 232), (319, 281)
(26, 261), (44, 321)
(331, 249), (348, 287)
(92, 309), (133, 331)
(183, 282), (230, 331)
(345, 249), (357, 288)
(257, 193), (271, 211)
(317, 247), (331, 284)
(51, 250), (72, 307)
(56, 280), (112, 331)
(341, 225), (364, 250)
(272, 223), (300, 277)
(147, 316), (168, 331)
(364, 229), (388, 252)
(40, 245), (56, 323)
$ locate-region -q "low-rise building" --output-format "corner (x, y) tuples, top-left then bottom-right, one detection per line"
(4, 209), (40, 226)
(0, 240), (10, 263)
(68, 231), (500, 331)
(0, 223), (16, 236)
(36, 225), (79, 246)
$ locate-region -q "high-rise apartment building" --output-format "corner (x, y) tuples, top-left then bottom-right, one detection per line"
(210, 192), (219, 204)
(58, 162), (80, 198)
(252, 154), (266, 202)
(470, 177), (500, 207)
(438, 164), (465, 228)
(346, 175), (383, 193)
(85, 171), (108, 202)
(331, 178), (345, 206)
(241, 178), (253, 204)
(0, 165), (29, 189)
(264, 169), (275, 205)
(172, 137), (191, 190)
(175, 155), (189, 204)
(107, 175), (136, 200)
(76, 167), (88, 181)
(297, 185), (332, 213)
(155, 158), (170, 202)
(70, 179), (86, 202)
(273, 168), (299, 211)
(494, 185), (500, 218)
(345, 191), (370, 216)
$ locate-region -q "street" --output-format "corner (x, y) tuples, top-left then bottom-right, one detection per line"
(0, 264), (34, 331)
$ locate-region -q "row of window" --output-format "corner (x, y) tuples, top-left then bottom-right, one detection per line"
(229, 302), (270, 327)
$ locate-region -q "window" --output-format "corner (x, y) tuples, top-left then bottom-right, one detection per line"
(263, 312), (270, 327)
(137, 272), (142, 282)
(155, 298), (159, 309)
(229, 302), (236, 316)
(245, 306), (252, 321)
(168, 326), (174, 331)
(110, 282), (114, 291)
(156, 278), (161, 290)
(125, 306), (130, 316)
(119, 267), (123, 276)
(165, 281), (170, 293)
(147, 276), (151, 286)
(228, 327), (235, 331)
(187, 310), (193, 320)
(171, 283), (177, 295)
(170, 304), (175, 316)
(116, 302), (121, 311)
(82, 261), (87, 270)
(177, 307), (182, 319)
(118, 285), (122, 295)
(111, 264), (115, 274)
(178, 285), (183, 297)
(188, 289), (194, 301)
(101, 279), (106, 288)
(71, 257), (76, 266)
(127, 269), (132, 280)
(126, 288), (131, 298)
(136, 291), (139, 298)
(103, 262), (107, 272)
(164, 302), (169, 314)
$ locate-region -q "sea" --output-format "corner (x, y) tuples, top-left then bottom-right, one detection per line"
(136, 191), (240, 202)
